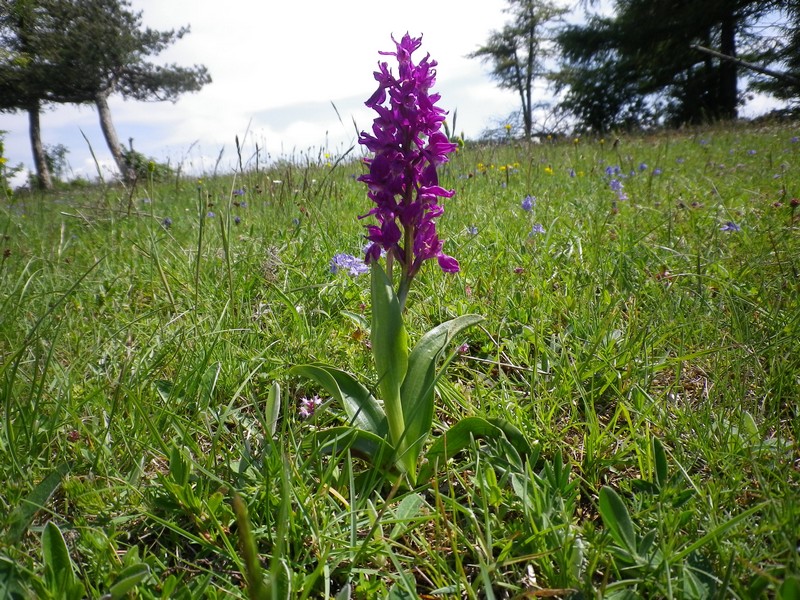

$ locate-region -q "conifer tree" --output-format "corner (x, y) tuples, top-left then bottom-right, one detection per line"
(0, 0), (210, 186)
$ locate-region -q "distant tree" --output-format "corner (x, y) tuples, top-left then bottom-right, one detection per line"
(44, 142), (69, 180)
(0, 0), (61, 188)
(556, 0), (784, 132)
(47, 0), (211, 182)
(554, 16), (656, 133)
(0, 0), (210, 186)
(469, 0), (567, 139)
(751, 3), (800, 104)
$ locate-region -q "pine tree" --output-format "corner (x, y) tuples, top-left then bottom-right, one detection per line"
(0, 0), (210, 186)
(555, 0), (784, 132)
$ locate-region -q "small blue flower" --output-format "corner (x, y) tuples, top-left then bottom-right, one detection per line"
(234, 216), (241, 225)
(530, 223), (546, 235)
(232, 188), (245, 196)
(467, 225), (478, 235)
(206, 211), (216, 218)
(791, 136), (799, 143)
(569, 168), (576, 178)
(747, 149), (757, 156)
(521, 195), (535, 212)
(720, 221), (741, 232)
(639, 162), (648, 171)
(653, 168), (662, 175)
(609, 179), (623, 193)
(330, 253), (369, 276)
(292, 217), (300, 226)
(161, 217), (172, 229)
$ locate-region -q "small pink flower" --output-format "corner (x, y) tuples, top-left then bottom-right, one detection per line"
(298, 395), (323, 419)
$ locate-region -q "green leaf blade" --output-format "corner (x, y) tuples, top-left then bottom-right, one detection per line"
(598, 486), (638, 556)
(420, 416), (531, 482)
(108, 564), (151, 599)
(400, 314), (484, 470)
(303, 426), (395, 470)
(42, 521), (80, 596)
(6, 463), (69, 544)
(290, 364), (387, 437)
(370, 263), (408, 450)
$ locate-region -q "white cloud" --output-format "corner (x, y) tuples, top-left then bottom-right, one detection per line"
(2, 0), (520, 181)
(0, 0), (788, 185)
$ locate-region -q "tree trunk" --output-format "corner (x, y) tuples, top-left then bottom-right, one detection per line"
(718, 9), (738, 120)
(95, 91), (133, 183)
(28, 102), (53, 190)
(524, 20), (535, 139)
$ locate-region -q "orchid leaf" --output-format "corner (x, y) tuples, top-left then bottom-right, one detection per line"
(303, 426), (395, 470)
(370, 263), (409, 457)
(400, 314), (483, 471)
(419, 417), (532, 482)
(290, 364), (386, 437)
(598, 486), (638, 556)
(42, 521), (85, 598)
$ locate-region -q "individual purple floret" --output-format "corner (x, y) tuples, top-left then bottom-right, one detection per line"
(521, 195), (535, 212)
(720, 221), (741, 232)
(358, 33), (459, 288)
(298, 395), (322, 419)
(530, 223), (546, 235)
(609, 178), (628, 201)
(330, 253), (370, 277)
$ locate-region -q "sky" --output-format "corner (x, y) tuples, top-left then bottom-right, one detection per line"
(1, 0), (521, 185)
(0, 0), (786, 187)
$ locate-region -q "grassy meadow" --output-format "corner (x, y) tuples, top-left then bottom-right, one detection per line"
(1, 123), (799, 598)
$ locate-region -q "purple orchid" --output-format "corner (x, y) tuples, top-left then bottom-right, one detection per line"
(358, 33), (459, 300)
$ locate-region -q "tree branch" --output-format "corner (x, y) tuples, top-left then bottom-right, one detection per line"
(690, 44), (800, 87)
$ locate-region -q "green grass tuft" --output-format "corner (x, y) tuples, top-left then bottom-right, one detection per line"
(1, 123), (798, 598)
